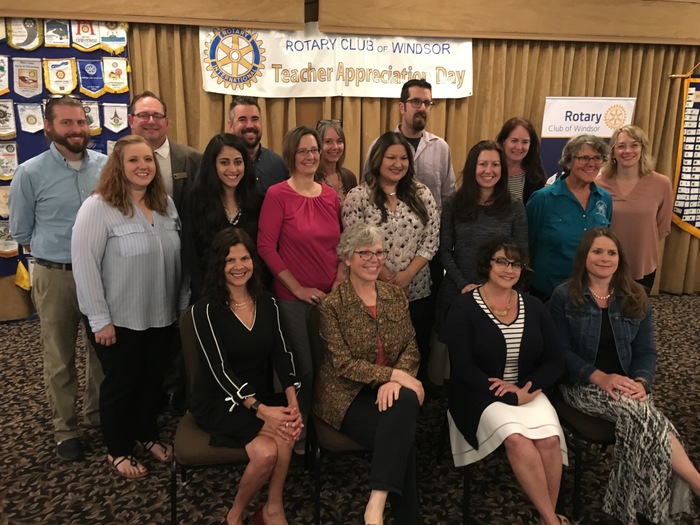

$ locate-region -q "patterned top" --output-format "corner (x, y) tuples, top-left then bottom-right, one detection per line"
(507, 172), (526, 201)
(475, 290), (525, 382)
(342, 182), (440, 301)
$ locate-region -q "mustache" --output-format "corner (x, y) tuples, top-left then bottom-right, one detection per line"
(242, 127), (259, 134)
(414, 112), (427, 119)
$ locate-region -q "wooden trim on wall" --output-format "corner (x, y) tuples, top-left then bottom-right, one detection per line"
(319, 0), (700, 46)
(3, 0), (305, 30)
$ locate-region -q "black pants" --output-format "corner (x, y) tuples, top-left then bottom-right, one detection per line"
(636, 270), (656, 296)
(86, 323), (175, 457)
(340, 386), (423, 525)
(409, 297), (431, 381)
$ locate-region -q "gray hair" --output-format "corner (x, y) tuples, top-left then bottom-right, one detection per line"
(558, 134), (609, 170)
(337, 222), (384, 261)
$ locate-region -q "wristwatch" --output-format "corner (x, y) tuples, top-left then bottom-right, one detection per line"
(249, 400), (261, 412)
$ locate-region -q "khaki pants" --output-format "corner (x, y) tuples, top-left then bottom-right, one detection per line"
(31, 263), (103, 443)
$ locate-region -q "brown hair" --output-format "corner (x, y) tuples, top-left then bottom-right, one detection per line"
(94, 135), (168, 217)
(567, 227), (648, 318)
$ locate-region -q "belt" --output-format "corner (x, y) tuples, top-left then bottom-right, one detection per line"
(35, 258), (72, 271)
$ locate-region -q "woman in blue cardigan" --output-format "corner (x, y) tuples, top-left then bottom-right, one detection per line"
(549, 227), (700, 524)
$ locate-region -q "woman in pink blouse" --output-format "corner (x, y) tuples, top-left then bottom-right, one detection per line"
(257, 125), (344, 454)
(597, 125), (673, 293)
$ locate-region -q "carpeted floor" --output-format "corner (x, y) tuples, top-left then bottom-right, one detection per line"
(1, 293), (699, 525)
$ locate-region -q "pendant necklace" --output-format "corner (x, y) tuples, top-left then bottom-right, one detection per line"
(481, 287), (513, 316)
(590, 288), (614, 301)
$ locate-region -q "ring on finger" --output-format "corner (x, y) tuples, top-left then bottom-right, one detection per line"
(285, 422), (289, 428)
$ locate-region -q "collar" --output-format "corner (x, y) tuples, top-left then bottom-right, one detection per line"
(551, 174), (602, 197)
(337, 279), (395, 312)
(155, 137), (171, 159)
(49, 142), (90, 167)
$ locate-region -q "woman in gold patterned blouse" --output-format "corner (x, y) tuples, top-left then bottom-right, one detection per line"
(314, 222), (424, 525)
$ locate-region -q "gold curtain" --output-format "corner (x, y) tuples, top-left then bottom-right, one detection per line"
(128, 24), (700, 293)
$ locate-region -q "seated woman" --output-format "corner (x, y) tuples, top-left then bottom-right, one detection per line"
(189, 227), (301, 525)
(549, 227), (700, 524)
(314, 222), (424, 525)
(441, 237), (568, 525)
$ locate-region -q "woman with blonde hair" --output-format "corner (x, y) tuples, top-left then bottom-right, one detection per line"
(597, 125), (672, 293)
(315, 119), (357, 204)
(72, 134), (189, 478)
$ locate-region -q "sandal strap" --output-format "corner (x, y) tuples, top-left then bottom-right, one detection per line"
(142, 440), (165, 453)
(112, 455), (138, 468)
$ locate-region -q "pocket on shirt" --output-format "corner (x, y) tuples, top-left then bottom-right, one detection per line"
(112, 223), (149, 257)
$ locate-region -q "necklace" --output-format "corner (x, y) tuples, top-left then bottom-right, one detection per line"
(229, 299), (253, 311)
(224, 205), (242, 225)
(590, 288), (614, 301)
(385, 191), (397, 196)
(481, 287), (514, 316)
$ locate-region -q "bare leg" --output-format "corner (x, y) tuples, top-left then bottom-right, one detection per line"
(503, 434), (560, 525)
(364, 490), (388, 525)
(670, 432), (700, 495)
(533, 437), (563, 509)
(261, 428), (294, 525)
(226, 435), (278, 525)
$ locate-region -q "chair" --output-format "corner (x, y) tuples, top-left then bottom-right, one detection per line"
(551, 388), (616, 521)
(306, 305), (369, 525)
(170, 307), (249, 525)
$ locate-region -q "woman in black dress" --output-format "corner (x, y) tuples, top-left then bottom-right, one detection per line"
(182, 133), (262, 302)
(189, 227), (301, 525)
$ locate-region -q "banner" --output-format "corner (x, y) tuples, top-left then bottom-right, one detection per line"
(82, 101), (102, 135)
(99, 22), (128, 54)
(102, 103), (128, 132)
(0, 142), (18, 180)
(199, 22), (472, 98)
(540, 97), (636, 177)
(0, 101), (17, 139)
(17, 104), (43, 133)
(0, 55), (8, 96)
(672, 77), (700, 239)
(77, 59), (106, 98)
(44, 19), (70, 48)
(102, 57), (128, 93)
(7, 18), (43, 51)
(13, 58), (43, 99)
(71, 20), (101, 52)
(43, 58), (78, 94)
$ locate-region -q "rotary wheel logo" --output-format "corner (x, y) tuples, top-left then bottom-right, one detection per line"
(604, 105), (626, 130)
(204, 28), (265, 90)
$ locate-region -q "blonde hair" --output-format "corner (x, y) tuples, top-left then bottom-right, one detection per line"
(602, 125), (655, 178)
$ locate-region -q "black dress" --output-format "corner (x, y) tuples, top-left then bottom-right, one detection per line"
(190, 293), (298, 447)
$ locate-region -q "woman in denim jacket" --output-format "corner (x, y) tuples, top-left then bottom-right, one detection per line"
(549, 228), (700, 524)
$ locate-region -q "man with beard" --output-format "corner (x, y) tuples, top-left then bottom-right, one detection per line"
(128, 91), (201, 214)
(228, 96), (288, 195)
(363, 79), (456, 387)
(9, 95), (106, 461)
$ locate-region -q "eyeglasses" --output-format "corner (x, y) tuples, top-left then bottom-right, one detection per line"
(132, 112), (167, 121)
(48, 94), (80, 100)
(296, 147), (320, 156)
(354, 250), (386, 261)
(316, 118), (342, 129)
(404, 98), (435, 109)
(574, 155), (605, 164)
(491, 257), (524, 270)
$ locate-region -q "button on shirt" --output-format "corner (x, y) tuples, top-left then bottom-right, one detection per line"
(9, 143), (107, 263)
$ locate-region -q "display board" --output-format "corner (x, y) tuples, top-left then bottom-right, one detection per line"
(672, 77), (700, 238)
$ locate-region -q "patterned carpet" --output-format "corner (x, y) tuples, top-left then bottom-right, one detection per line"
(1, 294), (699, 525)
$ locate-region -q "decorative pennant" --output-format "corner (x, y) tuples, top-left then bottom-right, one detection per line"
(0, 142), (18, 181)
(7, 18), (43, 51)
(102, 103), (129, 132)
(13, 58), (43, 99)
(17, 104), (43, 133)
(0, 19), (6, 43)
(0, 56), (8, 96)
(81, 101), (102, 135)
(0, 101), (17, 140)
(43, 58), (78, 94)
(0, 220), (19, 258)
(99, 22), (128, 54)
(88, 137), (105, 154)
(77, 59), (106, 98)
(107, 140), (117, 155)
(44, 19), (70, 48)
(0, 189), (9, 218)
(102, 58), (129, 94)
(71, 20), (101, 52)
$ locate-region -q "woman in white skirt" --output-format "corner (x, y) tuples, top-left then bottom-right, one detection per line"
(441, 236), (568, 525)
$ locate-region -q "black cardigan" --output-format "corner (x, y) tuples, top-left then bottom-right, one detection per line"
(441, 291), (564, 448)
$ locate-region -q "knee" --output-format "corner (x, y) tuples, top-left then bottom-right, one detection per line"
(246, 437), (278, 472)
(396, 388), (420, 412)
(534, 435), (561, 453)
(503, 433), (530, 454)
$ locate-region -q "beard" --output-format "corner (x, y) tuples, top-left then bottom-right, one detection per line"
(46, 129), (90, 154)
(239, 127), (261, 150)
(411, 112), (428, 132)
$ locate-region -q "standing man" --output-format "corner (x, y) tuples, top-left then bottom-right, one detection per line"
(128, 91), (201, 213)
(228, 96), (288, 195)
(364, 79), (456, 384)
(9, 95), (106, 461)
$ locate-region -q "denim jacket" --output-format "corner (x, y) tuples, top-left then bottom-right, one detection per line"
(549, 283), (656, 385)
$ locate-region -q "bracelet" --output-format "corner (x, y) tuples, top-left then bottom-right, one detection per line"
(634, 379), (651, 394)
(249, 400), (261, 412)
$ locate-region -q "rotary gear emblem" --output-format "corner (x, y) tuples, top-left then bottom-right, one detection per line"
(604, 105), (626, 130)
(204, 28), (265, 90)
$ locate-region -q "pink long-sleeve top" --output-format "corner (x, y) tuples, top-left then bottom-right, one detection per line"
(257, 181), (342, 301)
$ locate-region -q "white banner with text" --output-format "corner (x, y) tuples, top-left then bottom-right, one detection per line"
(199, 22), (472, 98)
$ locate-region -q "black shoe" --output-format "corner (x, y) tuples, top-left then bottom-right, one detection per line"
(57, 438), (85, 461)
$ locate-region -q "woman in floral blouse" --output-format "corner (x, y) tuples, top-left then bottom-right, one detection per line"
(343, 131), (439, 379)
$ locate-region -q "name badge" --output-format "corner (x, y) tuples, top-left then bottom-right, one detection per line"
(173, 171), (189, 180)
